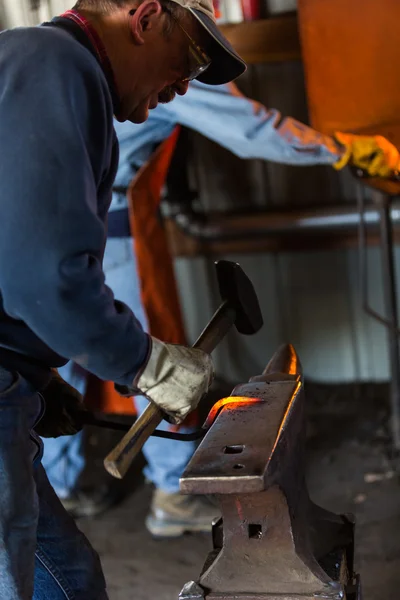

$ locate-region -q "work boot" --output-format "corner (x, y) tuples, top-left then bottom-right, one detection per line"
(146, 489), (220, 538)
(60, 484), (123, 519)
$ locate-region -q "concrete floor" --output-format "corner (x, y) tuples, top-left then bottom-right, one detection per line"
(79, 382), (400, 599)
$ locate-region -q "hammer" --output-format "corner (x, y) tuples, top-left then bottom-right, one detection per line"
(104, 260), (263, 479)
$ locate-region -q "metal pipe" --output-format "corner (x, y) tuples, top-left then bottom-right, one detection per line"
(376, 192), (400, 450)
(357, 185), (400, 333)
(169, 202), (400, 241)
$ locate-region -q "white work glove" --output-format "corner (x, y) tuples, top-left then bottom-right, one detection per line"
(119, 337), (214, 424)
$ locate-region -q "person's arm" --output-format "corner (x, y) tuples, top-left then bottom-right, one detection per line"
(154, 80), (341, 166)
(155, 81), (400, 177)
(0, 34), (148, 386)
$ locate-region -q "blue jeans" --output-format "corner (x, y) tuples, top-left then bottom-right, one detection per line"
(0, 366), (108, 600)
(43, 237), (197, 497)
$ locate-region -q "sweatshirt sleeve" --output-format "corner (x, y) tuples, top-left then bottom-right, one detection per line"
(0, 31), (149, 386)
(155, 81), (342, 166)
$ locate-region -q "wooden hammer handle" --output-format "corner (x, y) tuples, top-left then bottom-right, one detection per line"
(103, 302), (235, 479)
(104, 403), (162, 479)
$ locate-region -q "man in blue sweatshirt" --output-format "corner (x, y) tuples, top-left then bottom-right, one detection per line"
(0, 0), (250, 597)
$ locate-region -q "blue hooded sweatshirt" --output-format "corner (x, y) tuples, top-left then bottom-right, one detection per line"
(0, 20), (149, 388)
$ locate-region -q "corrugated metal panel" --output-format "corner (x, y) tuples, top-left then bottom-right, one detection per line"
(175, 246), (397, 383)
(176, 61), (396, 383)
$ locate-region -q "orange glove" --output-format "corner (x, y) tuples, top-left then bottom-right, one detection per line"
(333, 132), (400, 178)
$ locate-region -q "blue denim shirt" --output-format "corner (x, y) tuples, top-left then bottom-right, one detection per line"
(111, 80), (341, 212)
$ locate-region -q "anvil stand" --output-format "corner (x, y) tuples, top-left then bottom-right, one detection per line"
(355, 173), (400, 451)
(179, 344), (362, 600)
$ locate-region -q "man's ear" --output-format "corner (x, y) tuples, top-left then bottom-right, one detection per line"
(129, 0), (163, 45)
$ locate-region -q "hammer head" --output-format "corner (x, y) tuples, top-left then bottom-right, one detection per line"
(216, 260), (263, 335)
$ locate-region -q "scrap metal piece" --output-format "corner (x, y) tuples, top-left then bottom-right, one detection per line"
(179, 582), (205, 599)
(179, 345), (361, 600)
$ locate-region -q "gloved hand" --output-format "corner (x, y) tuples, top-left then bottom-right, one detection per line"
(35, 370), (85, 438)
(117, 338), (214, 424)
(333, 132), (400, 178)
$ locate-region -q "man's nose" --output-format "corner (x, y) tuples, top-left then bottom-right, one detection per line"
(175, 80), (189, 96)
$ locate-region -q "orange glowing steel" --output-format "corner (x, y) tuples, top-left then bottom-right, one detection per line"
(203, 396), (263, 429)
(288, 354), (300, 376)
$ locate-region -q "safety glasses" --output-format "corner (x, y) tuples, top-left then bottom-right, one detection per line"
(162, 6), (212, 81)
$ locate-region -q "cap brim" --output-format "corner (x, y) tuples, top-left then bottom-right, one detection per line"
(188, 8), (247, 85)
